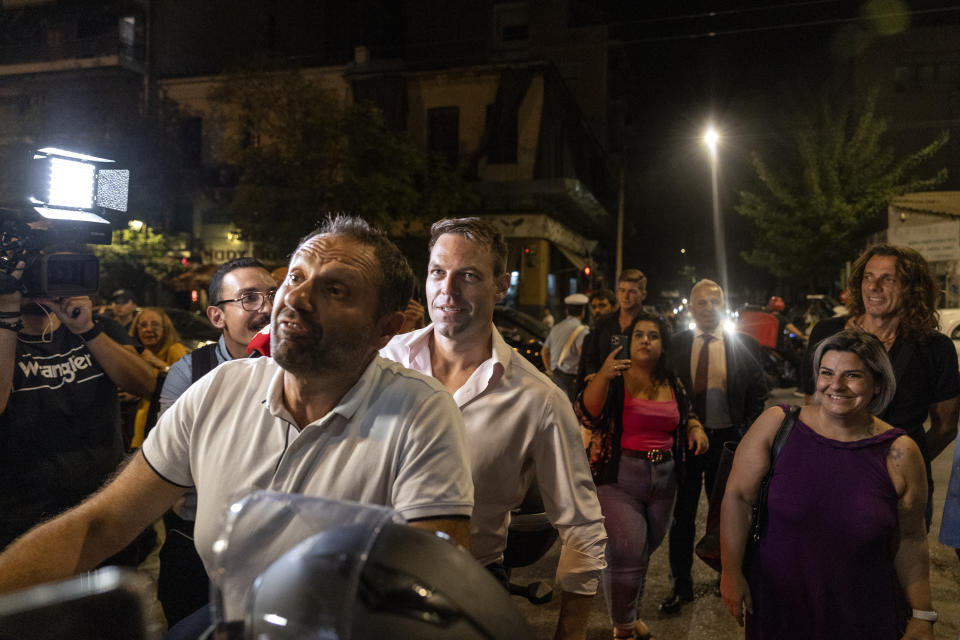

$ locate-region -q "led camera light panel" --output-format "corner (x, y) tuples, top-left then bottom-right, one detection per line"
(47, 157), (95, 210)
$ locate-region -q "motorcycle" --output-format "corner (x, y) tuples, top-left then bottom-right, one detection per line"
(737, 309), (805, 389)
(0, 491), (532, 640)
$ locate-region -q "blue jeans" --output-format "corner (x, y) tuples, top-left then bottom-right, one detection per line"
(597, 456), (677, 626)
(164, 605), (211, 640)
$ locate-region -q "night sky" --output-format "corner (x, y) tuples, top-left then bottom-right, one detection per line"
(598, 0), (960, 304)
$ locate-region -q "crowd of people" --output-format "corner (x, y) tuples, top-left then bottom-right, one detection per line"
(0, 219), (958, 640)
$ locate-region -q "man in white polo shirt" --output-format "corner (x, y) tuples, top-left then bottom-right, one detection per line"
(0, 216), (474, 617)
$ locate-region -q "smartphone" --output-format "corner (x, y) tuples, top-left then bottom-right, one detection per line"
(609, 333), (629, 356)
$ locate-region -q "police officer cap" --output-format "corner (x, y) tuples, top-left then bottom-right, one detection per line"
(564, 293), (589, 305)
(112, 288), (137, 303)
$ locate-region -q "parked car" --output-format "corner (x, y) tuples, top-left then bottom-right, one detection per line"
(163, 307), (220, 350)
(494, 306), (548, 371)
(939, 308), (960, 364)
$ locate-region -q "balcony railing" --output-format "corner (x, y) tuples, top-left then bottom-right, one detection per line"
(0, 34), (144, 67)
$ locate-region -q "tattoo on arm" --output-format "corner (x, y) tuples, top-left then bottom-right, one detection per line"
(888, 444), (904, 463)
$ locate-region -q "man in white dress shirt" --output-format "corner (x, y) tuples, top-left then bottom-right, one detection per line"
(381, 217), (607, 640)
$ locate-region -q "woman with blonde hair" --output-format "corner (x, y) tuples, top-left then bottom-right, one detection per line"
(129, 307), (189, 447)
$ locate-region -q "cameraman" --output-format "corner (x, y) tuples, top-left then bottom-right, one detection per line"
(0, 262), (156, 556)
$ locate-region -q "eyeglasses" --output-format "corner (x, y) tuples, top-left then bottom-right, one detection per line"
(214, 289), (277, 312)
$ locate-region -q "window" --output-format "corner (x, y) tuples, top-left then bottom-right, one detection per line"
(494, 2), (529, 50)
(119, 16), (136, 47)
(485, 104), (518, 164)
(427, 106), (460, 165)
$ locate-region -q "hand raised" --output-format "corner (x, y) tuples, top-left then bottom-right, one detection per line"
(599, 346), (631, 381)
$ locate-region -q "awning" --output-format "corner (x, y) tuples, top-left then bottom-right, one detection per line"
(556, 244), (586, 271)
(486, 213), (597, 256)
(169, 264), (219, 292)
(891, 191), (960, 217)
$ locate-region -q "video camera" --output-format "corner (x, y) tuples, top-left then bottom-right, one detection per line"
(0, 146), (129, 298)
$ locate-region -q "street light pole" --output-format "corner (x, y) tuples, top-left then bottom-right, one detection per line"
(704, 127), (729, 296)
(616, 163), (624, 281)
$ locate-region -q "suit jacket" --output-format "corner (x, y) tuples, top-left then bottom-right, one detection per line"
(575, 312), (623, 395)
(669, 329), (768, 435)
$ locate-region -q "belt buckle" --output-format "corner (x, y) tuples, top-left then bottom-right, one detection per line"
(648, 449), (665, 463)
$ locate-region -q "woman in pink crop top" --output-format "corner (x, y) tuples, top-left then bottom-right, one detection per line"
(577, 311), (708, 640)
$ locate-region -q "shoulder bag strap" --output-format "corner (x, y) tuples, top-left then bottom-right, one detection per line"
(749, 405), (799, 544)
(557, 323), (587, 369)
(770, 405), (800, 463)
(190, 342), (220, 384)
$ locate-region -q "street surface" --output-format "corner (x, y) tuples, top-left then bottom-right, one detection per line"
(511, 387), (960, 639)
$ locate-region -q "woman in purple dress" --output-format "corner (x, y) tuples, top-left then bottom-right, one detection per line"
(719, 330), (935, 640)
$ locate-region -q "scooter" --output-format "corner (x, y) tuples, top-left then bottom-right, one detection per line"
(0, 492), (532, 640)
(737, 309), (803, 388)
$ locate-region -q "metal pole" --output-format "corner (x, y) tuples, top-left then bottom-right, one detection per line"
(709, 148), (729, 296)
(616, 164), (624, 280)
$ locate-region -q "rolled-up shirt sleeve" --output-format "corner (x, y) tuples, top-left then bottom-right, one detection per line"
(532, 390), (607, 594)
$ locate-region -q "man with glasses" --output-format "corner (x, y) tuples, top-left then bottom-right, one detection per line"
(158, 258), (276, 414)
(155, 257), (276, 626)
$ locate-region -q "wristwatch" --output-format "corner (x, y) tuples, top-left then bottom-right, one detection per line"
(911, 609), (938, 623)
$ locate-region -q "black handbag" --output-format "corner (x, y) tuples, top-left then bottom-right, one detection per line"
(694, 405), (799, 572)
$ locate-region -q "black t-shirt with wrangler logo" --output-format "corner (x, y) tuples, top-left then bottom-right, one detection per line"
(0, 318), (134, 548)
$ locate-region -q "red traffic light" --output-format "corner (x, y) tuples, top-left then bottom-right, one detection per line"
(583, 266), (591, 276)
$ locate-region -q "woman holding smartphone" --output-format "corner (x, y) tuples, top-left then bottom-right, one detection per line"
(576, 311), (708, 640)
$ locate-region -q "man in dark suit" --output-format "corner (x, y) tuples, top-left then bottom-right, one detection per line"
(660, 279), (768, 613)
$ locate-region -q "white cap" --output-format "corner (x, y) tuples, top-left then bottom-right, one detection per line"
(564, 293), (589, 305)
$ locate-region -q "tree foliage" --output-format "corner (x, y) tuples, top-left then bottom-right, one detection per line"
(736, 90), (948, 288)
(209, 67), (475, 253)
(91, 227), (189, 304)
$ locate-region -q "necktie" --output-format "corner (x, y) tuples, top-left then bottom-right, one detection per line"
(693, 334), (713, 422)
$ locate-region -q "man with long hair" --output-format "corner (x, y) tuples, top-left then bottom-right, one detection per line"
(802, 243), (960, 525)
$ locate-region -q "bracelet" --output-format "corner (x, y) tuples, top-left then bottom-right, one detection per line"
(0, 310), (21, 318)
(77, 322), (104, 342)
(0, 318), (23, 332)
(911, 609), (938, 623)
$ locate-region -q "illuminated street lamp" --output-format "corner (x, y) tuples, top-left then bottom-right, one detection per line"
(703, 125), (728, 297)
